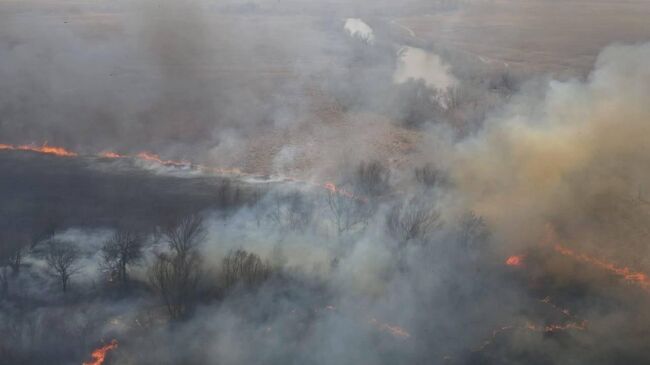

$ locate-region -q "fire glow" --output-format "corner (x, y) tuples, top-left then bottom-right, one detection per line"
(324, 181), (367, 202)
(369, 318), (411, 339)
(0, 142), (367, 201)
(82, 339), (118, 365)
(505, 255), (524, 267)
(553, 244), (650, 290)
(476, 319), (586, 352)
(136, 152), (190, 167)
(99, 151), (125, 159)
(0, 142), (77, 157)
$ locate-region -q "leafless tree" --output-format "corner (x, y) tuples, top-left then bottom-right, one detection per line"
(267, 192), (314, 232)
(0, 231), (28, 277)
(163, 214), (206, 260)
(354, 160), (390, 198)
(149, 252), (201, 320)
(102, 230), (144, 286)
(458, 212), (490, 254)
(326, 187), (368, 239)
(387, 198), (441, 248)
(45, 241), (81, 293)
(286, 192), (314, 232)
(414, 164), (444, 188)
(221, 249), (271, 289)
(0, 233), (25, 299)
(149, 214), (205, 320)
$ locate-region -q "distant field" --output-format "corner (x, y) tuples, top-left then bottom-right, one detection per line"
(397, 0), (650, 76)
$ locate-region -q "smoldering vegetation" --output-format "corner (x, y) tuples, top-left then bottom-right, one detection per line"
(2, 1), (650, 365)
(0, 151), (504, 365)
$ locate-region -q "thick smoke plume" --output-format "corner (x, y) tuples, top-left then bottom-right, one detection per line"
(450, 43), (650, 258)
(2, 1), (650, 365)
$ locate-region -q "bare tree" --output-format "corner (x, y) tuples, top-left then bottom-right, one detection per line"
(45, 241), (80, 293)
(163, 214), (206, 260)
(149, 252), (201, 320)
(221, 249), (271, 290)
(354, 160), (390, 198)
(0, 231), (28, 298)
(387, 198), (441, 248)
(326, 187), (368, 239)
(0, 233), (24, 299)
(102, 230), (144, 286)
(414, 164), (445, 188)
(266, 192), (314, 232)
(457, 212), (490, 264)
(286, 192), (314, 232)
(149, 214), (205, 320)
(458, 212), (489, 249)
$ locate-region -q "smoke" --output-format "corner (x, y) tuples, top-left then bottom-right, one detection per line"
(448, 42), (650, 259)
(344, 18), (375, 44)
(394, 46), (457, 93)
(0, 0), (472, 171)
(3, 1), (650, 365)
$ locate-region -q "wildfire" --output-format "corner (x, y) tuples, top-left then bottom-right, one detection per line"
(475, 325), (515, 351)
(0, 142), (77, 157)
(525, 320), (587, 333)
(324, 181), (367, 202)
(554, 244), (650, 290)
(369, 318), (411, 339)
(136, 152), (189, 167)
(82, 340), (118, 365)
(541, 296), (571, 317)
(505, 255), (524, 267)
(99, 151), (125, 159)
(324, 182), (337, 193)
(0, 141), (368, 202)
(475, 319), (586, 352)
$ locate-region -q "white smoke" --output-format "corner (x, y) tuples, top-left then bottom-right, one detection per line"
(393, 47), (457, 91)
(344, 18), (375, 44)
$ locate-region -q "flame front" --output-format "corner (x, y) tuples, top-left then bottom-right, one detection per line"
(136, 152), (189, 167)
(0, 141), (368, 202)
(554, 244), (650, 290)
(0, 142), (77, 157)
(82, 339), (118, 365)
(323, 181), (366, 201)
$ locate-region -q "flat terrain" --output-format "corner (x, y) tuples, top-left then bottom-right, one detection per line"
(397, 0), (650, 75)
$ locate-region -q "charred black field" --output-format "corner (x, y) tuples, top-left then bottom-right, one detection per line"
(2, 1), (650, 365)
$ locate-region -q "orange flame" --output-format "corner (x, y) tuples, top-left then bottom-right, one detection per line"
(0, 142), (77, 157)
(324, 182), (337, 193)
(505, 255), (524, 267)
(553, 244), (650, 290)
(138, 152), (191, 167)
(0, 141), (368, 202)
(82, 339), (118, 365)
(99, 151), (125, 159)
(323, 181), (366, 202)
(135, 152), (189, 167)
